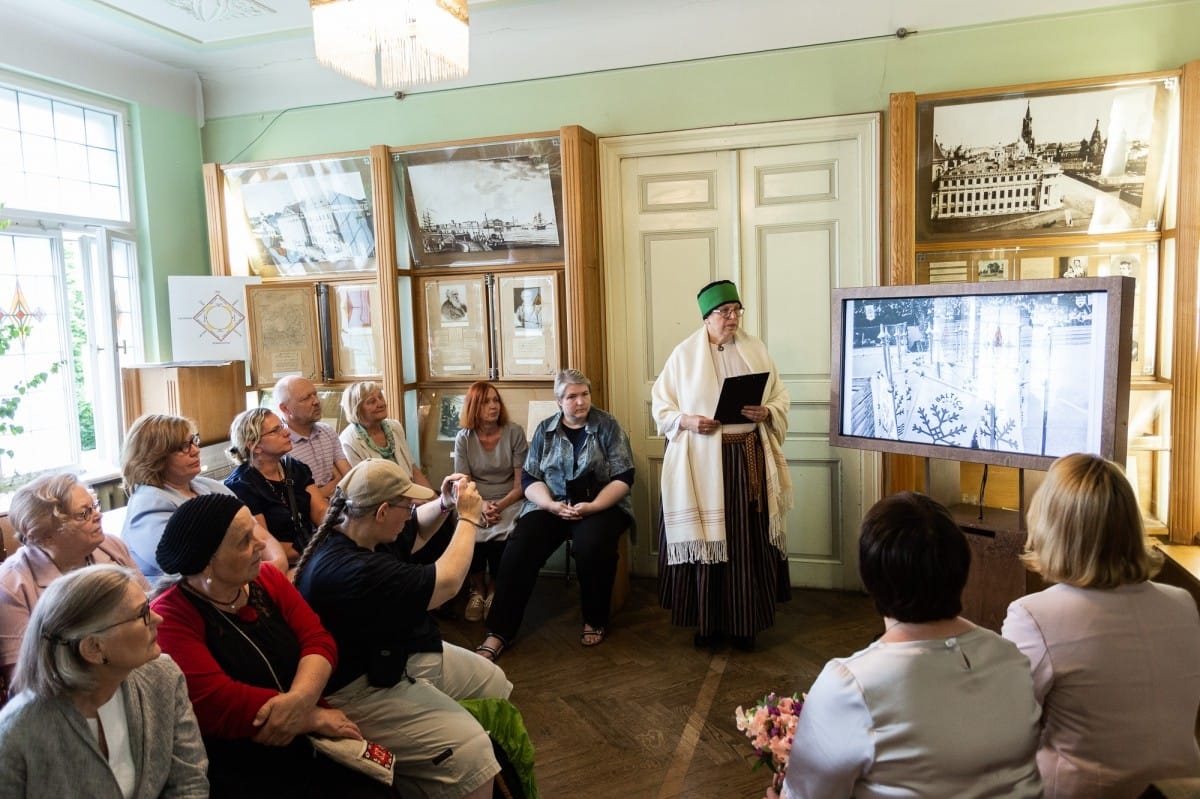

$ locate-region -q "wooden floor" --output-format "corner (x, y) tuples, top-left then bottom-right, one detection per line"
(440, 575), (879, 799)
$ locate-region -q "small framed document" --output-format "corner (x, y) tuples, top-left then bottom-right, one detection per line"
(713, 372), (769, 424)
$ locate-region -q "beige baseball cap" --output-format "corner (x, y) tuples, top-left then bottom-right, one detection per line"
(338, 459), (436, 507)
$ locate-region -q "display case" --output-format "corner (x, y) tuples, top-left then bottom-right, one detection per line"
(204, 125), (604, 477)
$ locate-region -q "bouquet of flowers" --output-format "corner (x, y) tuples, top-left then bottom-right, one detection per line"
(734, 692), (804, 795)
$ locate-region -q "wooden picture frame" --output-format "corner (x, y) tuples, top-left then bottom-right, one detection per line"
(420, 276), (490, 379)
(328, 279), (384, 381)
(393, 134), (564, 268)
(245, 283), (321, 387)
(496, 272), (560, 378)
(221, 153), (376, 277)
(915, 74), (1177, 243)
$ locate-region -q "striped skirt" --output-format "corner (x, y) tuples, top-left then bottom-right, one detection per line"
(658, 432), (791, 637)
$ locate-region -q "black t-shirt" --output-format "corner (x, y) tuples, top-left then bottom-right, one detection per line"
(294, 527), (439, 692)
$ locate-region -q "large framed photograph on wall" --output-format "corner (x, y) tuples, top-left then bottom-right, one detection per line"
(222, 154), (376, 277)
(915, 74), (1178, 243)
(392, 135), (564, 268)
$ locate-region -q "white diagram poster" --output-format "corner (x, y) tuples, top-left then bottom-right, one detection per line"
(168, 276), (260, 362)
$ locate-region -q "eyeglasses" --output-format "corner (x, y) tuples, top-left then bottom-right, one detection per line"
(262, 423), (290, 438)
(387, 499), (414, 513)
(92, 601), (152, 635)
(175, 433), (201, 453)
(712, 306), (745, 319)
(69, 501), (102, 522)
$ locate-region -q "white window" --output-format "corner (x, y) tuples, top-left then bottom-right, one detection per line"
(0, 78), (139, 486)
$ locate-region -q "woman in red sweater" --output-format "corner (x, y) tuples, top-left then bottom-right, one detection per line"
(151, 493), (392, 798)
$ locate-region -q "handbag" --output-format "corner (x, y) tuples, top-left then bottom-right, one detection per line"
(210, 595), (397, 786)
(308, 734), (395, 786)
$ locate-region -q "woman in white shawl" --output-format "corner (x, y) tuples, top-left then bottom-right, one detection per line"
(652, 280), (793, 650)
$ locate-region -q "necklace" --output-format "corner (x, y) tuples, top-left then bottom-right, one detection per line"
(188, 582), (244, 612)
(717, 344), (724, 351)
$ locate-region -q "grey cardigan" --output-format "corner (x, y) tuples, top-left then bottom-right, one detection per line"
(0, 655), (208, 798)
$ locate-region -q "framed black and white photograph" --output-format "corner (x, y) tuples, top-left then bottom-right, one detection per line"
(221, 154), (376, 277)
(915, 75), (1177, 242)
(393, 135), (564, 268)
(977, 259), (1008, 282)
(438, 394), (465, 440)
(420, 276), (489, 380)
(497, 272), (559, 379)
(1059, 256), (1090, 278)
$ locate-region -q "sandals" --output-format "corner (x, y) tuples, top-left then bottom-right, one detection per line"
(475, 633), (508, 662)
(580, 625), (606, 647)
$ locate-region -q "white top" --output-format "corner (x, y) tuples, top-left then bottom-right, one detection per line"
(1003, 581), (1200, 797)
(90, 689), (136, 799)
(782, 627), (1042, 799)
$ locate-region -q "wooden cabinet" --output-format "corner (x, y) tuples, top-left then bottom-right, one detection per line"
(121, 361), (246, 445)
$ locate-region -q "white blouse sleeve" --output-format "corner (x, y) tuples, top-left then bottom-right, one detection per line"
(782, 660), (874, 799)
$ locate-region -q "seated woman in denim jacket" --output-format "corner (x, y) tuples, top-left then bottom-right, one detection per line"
(476, 369), (635, 660)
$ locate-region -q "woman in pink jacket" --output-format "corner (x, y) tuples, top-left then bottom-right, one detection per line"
(1003, 453), (1200, 798)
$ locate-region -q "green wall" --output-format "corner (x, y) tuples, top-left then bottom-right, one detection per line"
(201, 1), (1200, 164)
(129, 103), (210, 360)
(159, 2), (1200, 361)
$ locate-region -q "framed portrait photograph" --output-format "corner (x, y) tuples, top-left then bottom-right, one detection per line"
(420, 276), (489, 379)
(497, 272), (560, 378)
(915, 74), (1178, 242)
(245, 284), (321, 387)
(221, 154), (377, 277)
(392, 135), (564, 268)
(327, 279), (384, 381)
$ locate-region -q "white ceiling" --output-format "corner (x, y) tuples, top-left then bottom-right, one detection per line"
(0, 0), (1167, 120)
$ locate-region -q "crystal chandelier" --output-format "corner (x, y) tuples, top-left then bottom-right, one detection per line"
(310, 0), (469, 89)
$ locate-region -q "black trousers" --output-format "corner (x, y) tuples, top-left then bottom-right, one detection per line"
(485, 506), (626, 640)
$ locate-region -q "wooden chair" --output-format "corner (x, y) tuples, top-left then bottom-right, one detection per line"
(563, 528), (631, 614)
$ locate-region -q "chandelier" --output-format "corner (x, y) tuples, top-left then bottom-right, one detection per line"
(310, 0), (469, 89)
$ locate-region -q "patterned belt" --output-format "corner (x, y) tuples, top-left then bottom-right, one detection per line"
(722, 429), (762, 510)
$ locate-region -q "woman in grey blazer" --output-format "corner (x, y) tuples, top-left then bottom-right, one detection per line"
(0, 564), (208, 798)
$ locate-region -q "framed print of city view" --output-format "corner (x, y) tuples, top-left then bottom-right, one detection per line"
(221, 154), (377, 277)
(392, 134), (565, 268)
(914, 74), (1177, 243)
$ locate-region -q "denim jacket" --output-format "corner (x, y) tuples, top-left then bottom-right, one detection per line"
(520, 406), (635, 523)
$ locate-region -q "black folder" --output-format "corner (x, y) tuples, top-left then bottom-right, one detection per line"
(712, 372), (769, 424)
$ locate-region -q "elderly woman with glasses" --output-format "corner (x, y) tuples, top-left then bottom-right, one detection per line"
(293, 460), (513, 799)
(0, 473), (149, 686)
(0, 564), (209, 798)
(224, 407), (329, 566)
(120, 413), (289, 577)
(652, 279), (793, 651)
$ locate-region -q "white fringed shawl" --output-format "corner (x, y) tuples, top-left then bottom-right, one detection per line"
(652, 327), (793, 565)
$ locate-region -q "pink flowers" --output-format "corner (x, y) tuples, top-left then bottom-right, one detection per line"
(735, 692), (803, 795)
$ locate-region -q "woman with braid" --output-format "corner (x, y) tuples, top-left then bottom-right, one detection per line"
(293, 459), (513, 799)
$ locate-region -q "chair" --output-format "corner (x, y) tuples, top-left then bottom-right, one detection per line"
(563, 528), (631, 614)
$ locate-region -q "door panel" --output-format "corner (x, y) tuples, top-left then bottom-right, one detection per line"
(601, 116), (881, 589)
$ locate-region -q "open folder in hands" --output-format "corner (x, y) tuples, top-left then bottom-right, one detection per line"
(713, 372), (769, 424)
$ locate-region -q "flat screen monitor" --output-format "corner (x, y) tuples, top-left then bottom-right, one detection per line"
(829, 276), (1133, 471)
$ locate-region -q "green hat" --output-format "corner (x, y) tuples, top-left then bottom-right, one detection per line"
(697, 280), (741, 318)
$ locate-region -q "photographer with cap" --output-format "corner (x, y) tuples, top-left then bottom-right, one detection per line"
(293, 460), (513, 799)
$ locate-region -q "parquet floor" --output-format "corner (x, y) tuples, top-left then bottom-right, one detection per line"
(440, 575), (880, 799)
